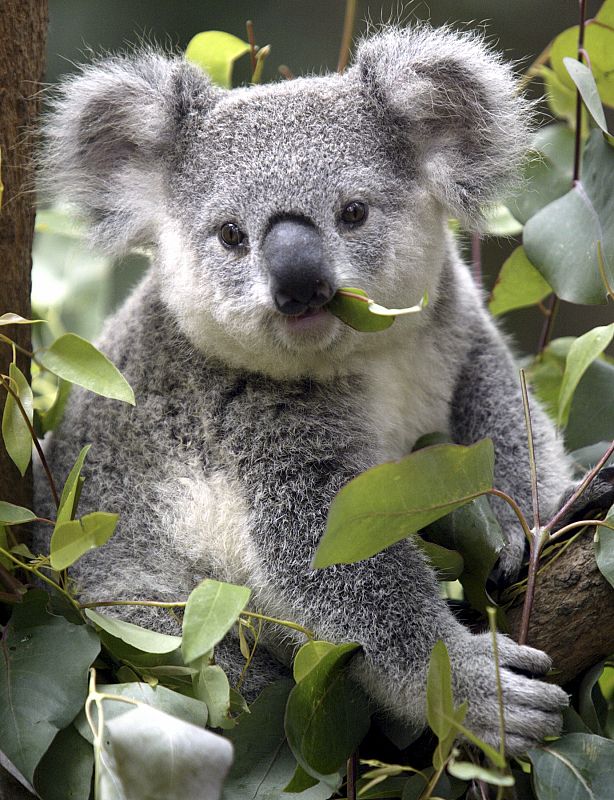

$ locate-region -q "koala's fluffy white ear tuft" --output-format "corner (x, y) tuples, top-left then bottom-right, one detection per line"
(41, 52), (219, 254)
(353, 25), (531, 226)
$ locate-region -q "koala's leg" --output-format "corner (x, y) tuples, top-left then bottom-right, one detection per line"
(449, 326), (574, 578)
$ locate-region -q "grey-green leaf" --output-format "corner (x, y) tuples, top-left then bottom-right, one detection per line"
(528, 733), (614, 800)
(38, 333), (135, 404)
(99, 705), (233, 800)
(426, 640), (455, 741)
(0, 501), (37, 525)
(33, 724), (94, 800)
(313, 440), (494, 569)
(85, 608), (182, 654)
(2, 362), (33, 476)
(558, 324), (614, 428)
(57, 444), (91, 524)
(489, 246), (552, 317)
(0, 590), (100, 782)
(523, 131), (614, 305)
(284, 642), (369, 776)
(182, 579), (250, 664)
(326, 288), (395, 332)
(50, 511), (118, 570)
(563, 57), (612, 139)
(595, 506), (614, 590)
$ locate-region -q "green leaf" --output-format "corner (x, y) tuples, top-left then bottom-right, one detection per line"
(2, 362), (33, 476)
(98, 704), (233, 800)
(538, 65), (583, 129)
(507, 123), (575, 225)
(38, 333), (135, 405)
(185, 31), (250, 88)
(313, 440), (494, 569)
(0, 313), (45, 326)
(0, 590), (100, 782)
(551, 22), (614, 108)
(84, 608), (182, 654)
(74, 682), (208, 744)
(578, 661), (608, 736)
(426, 640), (455, 741)
(293, 640), (336, 683)
(481, 204), (523, 236)
(50, 511), (119, 570)
(39, 378), (72, 435)
(284, 764), (320, 793)
(193, 663), (232, 729)
(326, 288), (394, 332)
(181, 579), (250, 664)
(524, 131), (614, 304)
(0, 501), (37, 525)
(416, 539), (464, 581)
(33, 724), (94, 800)
(56, 444), (91, 525)
(597, 0), (614, 27)
(564, 57), (613, 140)
(447, 760), (513, 787)
(489, 246), (552, 317)
(284, 642), (369, 776)
(558, 323), (614, 427)
(595, 506), (614, 590)
(528, 733), (614, 800)
(224, 680), (337, 800)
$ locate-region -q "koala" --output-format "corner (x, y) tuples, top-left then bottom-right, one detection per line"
(36, 24), (575, 755)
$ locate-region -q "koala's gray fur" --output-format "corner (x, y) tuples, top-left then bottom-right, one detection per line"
(36, 24), (574, 754)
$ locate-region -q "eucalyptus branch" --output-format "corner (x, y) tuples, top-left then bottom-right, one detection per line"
(0, 545), (82, 613)
(573, 0), (587, 184)
(544, 437), (614, 534)
(519, 369), (541, 531)
(336, 0), (357, 73)
(0, 374), (60, 508)
(245, 20), (257, 73)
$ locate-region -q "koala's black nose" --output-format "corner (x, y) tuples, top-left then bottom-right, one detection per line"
(263, 217), (335, 315)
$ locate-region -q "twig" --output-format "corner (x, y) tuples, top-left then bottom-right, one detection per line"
(337, 0), (357, 73)
(246, 20), (257, 74)
(346, 751), (358, 800)
(544, 437), (614, 534)
(536, 295), (559, 354)
(519, 370), (541, 531)
(573, 0), (587, 184)
(517, 526), (549, 645)
(0, 375), (60, 508)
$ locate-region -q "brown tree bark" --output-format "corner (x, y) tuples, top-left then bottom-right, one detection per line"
(0, 0), (47, 508)
(508, 529), (614, 685)
(0, 2), (48, 798)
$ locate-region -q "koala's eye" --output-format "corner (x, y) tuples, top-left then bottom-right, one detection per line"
(340, 201), (368, 226)
(219, 222), (246, 248)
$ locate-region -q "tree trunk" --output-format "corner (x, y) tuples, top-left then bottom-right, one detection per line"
(508, 529), (614, 685)
(0, 0), (47, 508)
(0, 2), (48, 798)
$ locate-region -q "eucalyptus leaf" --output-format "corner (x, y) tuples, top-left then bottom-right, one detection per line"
(56, 444), (91, 524)
(284, 764), (320, 793)
(313, 440), (494, 569)
(0, 590), (100, 782)
(578, 661), (608, 736)
(564, 57), (613, 140)
(447, 760), (513, 787)
(489, 246), (552, 317)
(524, 131), (614, 304)
(426, 640), (455, 741)
(285, 642), (369, 776)
(185, 30), (250, 88)
(558, 323), (614, 427)
(99, 704), (233, 800)
(39, 378), (72, 435)
(74, 682), (208, 745)
(528, 733), (614, 800)
(85, 608), (182, 654)
(594, 506), (614, 590)
(182, 579), (250, 664)
(193, 663), (232, 729)
(539, 65), (583, 129)
(550, 22), (614, 107)
(417, 540), (464, 581)
(326, 288), (394, 332)
(225, 680), (336, 800)
(2, 362), (33, 476)
(33, 724), (94, 800)
(50, 511), (118, 570)
(0, 501), (37, 526)
(38, 333), (135, 405)
(0, 313), (45, 326)
(293, 640), (336, 684)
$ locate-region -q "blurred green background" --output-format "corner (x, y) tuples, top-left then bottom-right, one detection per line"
(36, 0), (613, 352)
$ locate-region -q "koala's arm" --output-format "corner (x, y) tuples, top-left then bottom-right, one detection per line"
(449, 317), (574, 577)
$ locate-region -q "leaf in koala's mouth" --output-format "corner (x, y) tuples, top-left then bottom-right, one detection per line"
(326, 288), (429, 332)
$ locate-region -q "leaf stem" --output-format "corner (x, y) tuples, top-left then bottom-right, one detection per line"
(245, 20), (257, 73)
(336, 0), (357, 73)
(549, 517), (614, 542)
(487, 607), (507, 761)
(544, 437), (614, 534)
(0, 375), (60, 508)
(0, 545), (82, 613)
(488, 489), (533, 546)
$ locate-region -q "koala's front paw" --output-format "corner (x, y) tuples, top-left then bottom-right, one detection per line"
(451, 633), (569, 756)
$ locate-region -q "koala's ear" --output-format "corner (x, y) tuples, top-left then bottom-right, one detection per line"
(41, 52), (219, 253)
(353, 26), (530, 226)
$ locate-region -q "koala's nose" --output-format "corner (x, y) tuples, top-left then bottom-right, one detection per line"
(263, 218), (335, 315)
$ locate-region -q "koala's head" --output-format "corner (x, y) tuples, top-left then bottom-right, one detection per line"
(42, 25), (529, 379)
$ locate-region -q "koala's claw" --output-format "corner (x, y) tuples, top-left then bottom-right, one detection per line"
(451, 633), (568, 757)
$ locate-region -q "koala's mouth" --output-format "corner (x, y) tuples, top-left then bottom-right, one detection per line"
(284, 306), (332, 333)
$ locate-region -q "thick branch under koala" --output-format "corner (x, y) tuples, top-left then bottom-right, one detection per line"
(508, 529), (614, 685)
